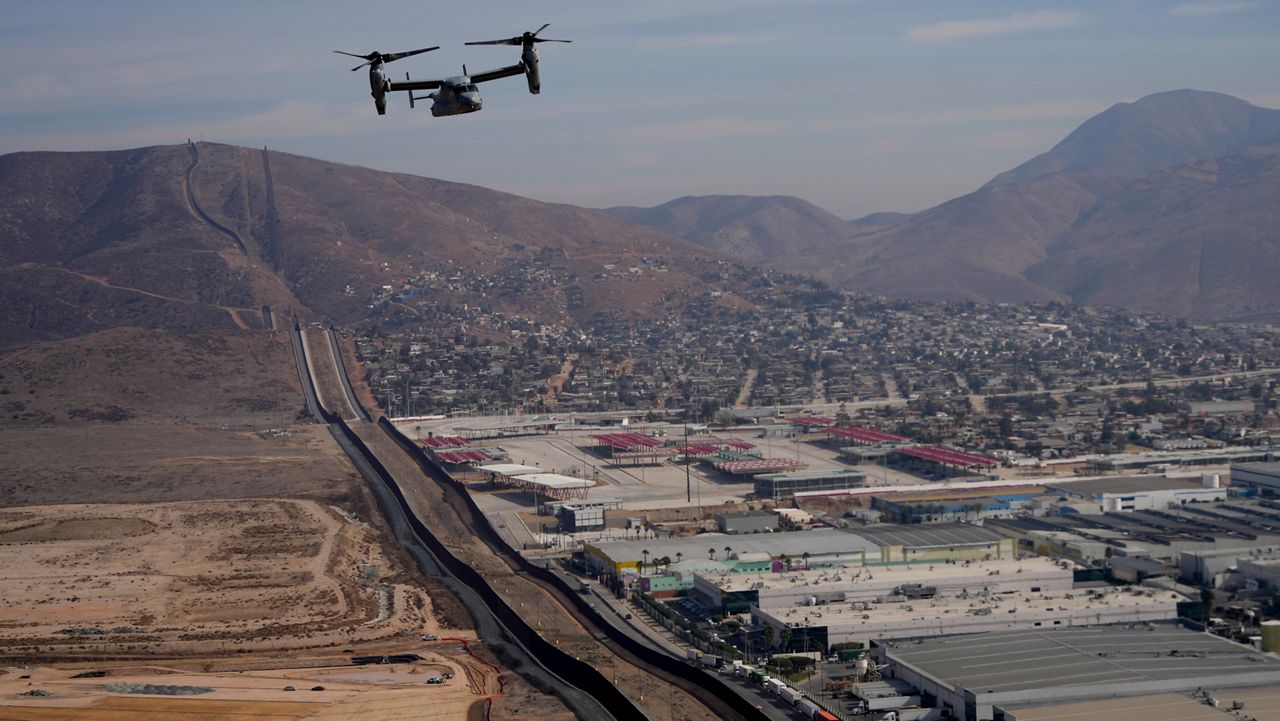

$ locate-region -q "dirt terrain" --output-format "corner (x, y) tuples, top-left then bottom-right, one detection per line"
(0, 499), (450, 659)
(0, 327), (352, 507)
(0, 646), (499, 721)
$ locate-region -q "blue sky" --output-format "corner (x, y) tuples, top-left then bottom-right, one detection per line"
(2, 1), (1277, 217)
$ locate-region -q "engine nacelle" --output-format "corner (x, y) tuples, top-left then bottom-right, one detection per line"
(524, 60), (540, 94)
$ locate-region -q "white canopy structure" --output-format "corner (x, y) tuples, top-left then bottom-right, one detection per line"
(511, 472), (594, 500)
(476, 463), (543, 477)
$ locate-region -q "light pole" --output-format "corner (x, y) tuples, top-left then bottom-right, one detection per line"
(685, 418), (691, 503)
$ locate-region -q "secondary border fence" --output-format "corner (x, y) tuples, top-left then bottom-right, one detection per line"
(292, 316), (768, 721)
(378, 416), (773, 721)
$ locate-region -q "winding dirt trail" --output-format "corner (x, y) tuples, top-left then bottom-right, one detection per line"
(13, 262), (255, 329)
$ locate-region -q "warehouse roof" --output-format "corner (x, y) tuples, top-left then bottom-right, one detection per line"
(848, 522), (1006, 548)
(587, 528), (879, 565)
(1049, 475), (1217, 497)
(1007, 687), (1280, 721)
(885, 624), (1280, 695)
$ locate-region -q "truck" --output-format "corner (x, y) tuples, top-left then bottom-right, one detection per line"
(867, 695), (921, 712)
(685, 648), (701, 661)
(780, 686), (803, 704)
(700, 654), (721, 668)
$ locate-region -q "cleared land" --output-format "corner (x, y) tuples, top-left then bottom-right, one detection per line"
(0, 499), (450, 659)
(0, 328), (346, 506)
(0, 648), (501, 721)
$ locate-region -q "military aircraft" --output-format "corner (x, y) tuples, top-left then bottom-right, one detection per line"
(389, 24), (571, 117)
(333, 46), (439, 115)
(338, 25), (570, 118)
(463, 23), (572, 95)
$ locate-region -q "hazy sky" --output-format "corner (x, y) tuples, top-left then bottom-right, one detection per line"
(2, 1), (1277, 217)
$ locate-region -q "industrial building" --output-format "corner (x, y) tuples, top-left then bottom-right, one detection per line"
(584, 523), (1013, 575)
(873, 624), (1280, 721)
(986, 500), (1280, 565)
(871, 487), (1049, 523)
(1043, 473), (1227, 512)
(846, 523), (1015, 564)
(554, 499), (623, 531)
(584, 529), (881, 575)
(1087, 446), (1273, 472)
(753, 469), (867, 499)
(1233, 461), (1280, 497)
(756, 583), (1177, 651)
(715, 511), (778, 534)
(692, 557), (1072, 615)
(1181, 545), (1280, 589)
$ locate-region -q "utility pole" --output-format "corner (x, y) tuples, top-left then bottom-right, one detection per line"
(685, 418), (691, 503)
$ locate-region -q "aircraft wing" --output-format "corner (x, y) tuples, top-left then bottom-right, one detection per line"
(471, 63), (525, 84)
(388, 78), (444, 92)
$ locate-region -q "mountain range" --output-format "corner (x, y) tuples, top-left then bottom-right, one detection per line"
(605, 90), (1280, 321)
(0, 142), (738, 352)
(3, 88), (1278, 353)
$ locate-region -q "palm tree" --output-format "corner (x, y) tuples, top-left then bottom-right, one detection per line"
(762, 623), (776, 649)
(724, 545), (733, 561)
(708, 547), (716, 561)
(675, 551), (683, 565)
(641, 549), (650, 574)
(801, 551), (811, 569)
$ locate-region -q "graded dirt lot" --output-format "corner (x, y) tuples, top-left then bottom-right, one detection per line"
(0, 649), (500, 721)
(0, 500), (452, 659)
(0, 326), (572, 721)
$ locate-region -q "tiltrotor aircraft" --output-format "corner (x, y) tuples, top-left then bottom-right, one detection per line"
(333, 46), (439, 115)
(336, 24), (570, 118)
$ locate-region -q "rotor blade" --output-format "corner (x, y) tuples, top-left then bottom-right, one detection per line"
(533, 23), (551, 36)
(533, 38), (571, 43)
(351, 61), (375, 71)
(383, 46), (440, 62)
(464, 37), (520, 46)
(334, 50), (374, 59)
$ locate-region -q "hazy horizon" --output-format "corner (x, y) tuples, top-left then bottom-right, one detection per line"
(2, 0), (1277, 217)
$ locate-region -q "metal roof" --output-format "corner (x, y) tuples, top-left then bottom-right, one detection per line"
(1049, 476), (1215, 497)
(828, 426), (909, 444)
(897, 445), (999, 469)
(756, 469), (867, 482)
(511, 473), (594, 490)
(848, 522), (1005, 548)
(476, 463), (543, 476)
(887, 624), (1280, 696)
(713, 458), (809, 474)
(588, 528), (879, 565)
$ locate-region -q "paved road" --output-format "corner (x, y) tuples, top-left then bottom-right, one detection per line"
(540, 560), (821, 721)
